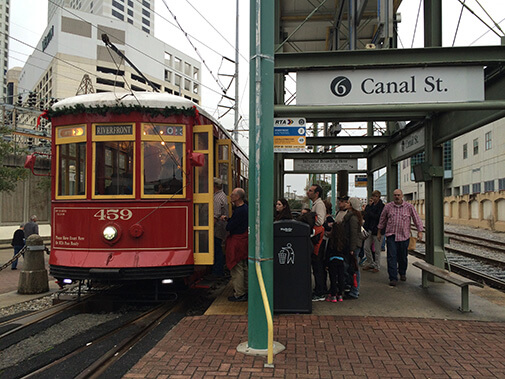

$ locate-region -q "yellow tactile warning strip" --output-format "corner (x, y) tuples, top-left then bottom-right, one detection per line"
(205, 282), (247, 315)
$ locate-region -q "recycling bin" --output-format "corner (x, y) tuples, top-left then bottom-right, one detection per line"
(273, 220), (312, 313)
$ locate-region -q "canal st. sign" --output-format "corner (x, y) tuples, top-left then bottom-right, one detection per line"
(297, 66), (484, 105)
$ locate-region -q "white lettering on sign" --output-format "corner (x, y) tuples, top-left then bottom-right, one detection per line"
(297, 66), (484, 105)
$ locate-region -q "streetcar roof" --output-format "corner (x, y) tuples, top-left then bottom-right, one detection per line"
(52, 91), (215, 122)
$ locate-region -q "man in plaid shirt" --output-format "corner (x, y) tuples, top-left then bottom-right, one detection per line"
(377, 189), (423, 287)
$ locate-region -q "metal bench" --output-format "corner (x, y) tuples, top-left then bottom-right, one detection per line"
(412, 261), (484, 312)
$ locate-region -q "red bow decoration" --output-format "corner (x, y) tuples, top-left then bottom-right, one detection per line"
(36, 110), (49, 130)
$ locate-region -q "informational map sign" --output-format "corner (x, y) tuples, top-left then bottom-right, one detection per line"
(293, 158), (357, 173)
(355, 175), (367, 187)
(274, 118), (306, 153)
(297, 66), (484, 105)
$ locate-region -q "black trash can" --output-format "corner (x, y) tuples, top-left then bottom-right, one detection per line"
(273, 220), (312, 313)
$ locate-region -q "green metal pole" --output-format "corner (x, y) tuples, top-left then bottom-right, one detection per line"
(248, 0), (274, 349)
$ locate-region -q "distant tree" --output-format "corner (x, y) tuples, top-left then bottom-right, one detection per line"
(0, 125), (28, 193)
(288, 198), (302, 211)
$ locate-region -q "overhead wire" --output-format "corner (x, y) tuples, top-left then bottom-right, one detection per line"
(452, 0), (466, 46)
(455, 0), (503, 37)
(473, 0), (505, 35)
(411, 0), (423, 48)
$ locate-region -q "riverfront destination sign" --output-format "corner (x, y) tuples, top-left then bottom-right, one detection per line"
(274, 117), (306, 152)
(297, 66), (484, 105)
(293, 158), (357, 173)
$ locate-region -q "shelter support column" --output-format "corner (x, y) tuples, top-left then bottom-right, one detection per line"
(337, 171), (348, 197)
(424, 120), (445, 271)
(366, 121), (374, 198)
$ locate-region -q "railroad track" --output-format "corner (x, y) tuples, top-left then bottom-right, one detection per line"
(0, 283), (218, 378)
(445, 230), (505, 254)
(412, 240), (505, 290)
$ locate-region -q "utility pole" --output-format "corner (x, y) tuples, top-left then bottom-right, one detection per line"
(233, 0), (240, 141)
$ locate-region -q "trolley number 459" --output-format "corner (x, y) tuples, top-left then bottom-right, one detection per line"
(93, 209), (133, 221)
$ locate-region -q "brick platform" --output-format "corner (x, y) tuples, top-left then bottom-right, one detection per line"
(124, 314), (505, 378)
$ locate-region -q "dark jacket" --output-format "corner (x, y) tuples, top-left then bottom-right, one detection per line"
(12, 229), (25, 247)
(363, 200), (384, 235)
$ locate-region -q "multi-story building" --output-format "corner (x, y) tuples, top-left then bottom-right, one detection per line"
(399, 119), (505, 231)
(0, 0), (10, 103)
(17, 5), (201, 126)
(48, 0), (155, 35)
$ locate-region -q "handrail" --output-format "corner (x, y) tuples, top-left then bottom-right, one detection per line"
(255, 261), (273, 365)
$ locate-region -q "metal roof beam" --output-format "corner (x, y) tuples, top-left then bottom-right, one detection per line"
(275, 46), (505, 72)
(306, 136), (389, 146)
(279, 152), (367, 159)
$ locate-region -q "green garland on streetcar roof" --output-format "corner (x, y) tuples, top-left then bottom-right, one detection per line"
(47, 104), (196, 119)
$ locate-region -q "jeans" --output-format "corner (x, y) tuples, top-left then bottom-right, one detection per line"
(12, 245), (23, 269)
(231, 259), (248, 297)
(363, 234), (383, 269)
(386, 236), (410, 282)
(328, 258), (345, 296)
(212, 237), (225, 276)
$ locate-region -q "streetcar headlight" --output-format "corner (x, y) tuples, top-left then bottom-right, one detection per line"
(162, 279), (174, 284)
(103, 226), (118, 241)
(63, 279), (73, 284)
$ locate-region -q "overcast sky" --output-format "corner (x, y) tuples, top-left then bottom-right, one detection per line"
(8, 0), (505, 196)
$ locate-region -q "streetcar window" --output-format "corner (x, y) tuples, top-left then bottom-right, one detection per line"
(58, 142), (86, 196)
(195, 230), (209, 253)
(143, 141), (184, 195)
(95, 141), (134, 196)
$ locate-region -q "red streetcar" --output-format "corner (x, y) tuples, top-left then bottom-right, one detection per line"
(46, 92), (248, 284)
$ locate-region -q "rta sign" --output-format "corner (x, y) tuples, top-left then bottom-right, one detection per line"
(330, 76), (352, 97)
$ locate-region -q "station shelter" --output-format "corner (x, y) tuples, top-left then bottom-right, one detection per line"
(246, 0), (505, 354)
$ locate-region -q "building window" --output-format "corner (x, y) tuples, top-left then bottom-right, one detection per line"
(142, 0), (150, 8)
(112, 9), (124, 20)
(462, 185), (470, 195)
(485, 131), (492, 150)
(473, 138), (478, 155)
(174, 74), (181, 87)
(112, 0), (124, 11)
(454, 186), (460, 196)
(128, 8), (133, 16)
(193, 67), (199, 80)
(184, 79), (190, 91)
(142, 8), (150, 17)
(142, 26), (150, 33)
(193, 83), (199, 94)
(462, 143), (467, 159)
(484, 180), (495, 192)
(165, 52), (172, 64)
(164, 70), (171, 82)
(444, 187), (452, 197)
(128, 18), (133, 24)
(472, 183), (481, 194)
(499, 178), (505, 191)
(128, 0), (133, 6)
(142, 18), (150, 26)
(174, 57), (181, 71)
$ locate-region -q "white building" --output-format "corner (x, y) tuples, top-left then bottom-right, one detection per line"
(48, 0), (155, 35)
(0, 0), (10, 103)
(18, 5), (201, 114)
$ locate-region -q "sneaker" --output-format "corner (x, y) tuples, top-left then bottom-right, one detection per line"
(389, 280), (397, 287)
(312, 294), (326, 302)
(228, 294), (247, 302)
(325, 294), (337, 303)
(337, 295), (343, 302)
(400, 275), (406, 281)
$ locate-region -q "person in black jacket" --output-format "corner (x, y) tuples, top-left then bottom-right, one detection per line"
(362, 190), (385, 272)
(11, 224), (25, 270)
